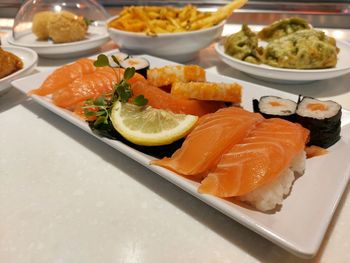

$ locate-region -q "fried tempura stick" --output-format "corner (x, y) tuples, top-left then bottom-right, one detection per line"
(171, 81), (242, 103)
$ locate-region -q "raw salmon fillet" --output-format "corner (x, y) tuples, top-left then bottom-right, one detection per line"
(52, 67), (144, 109)
(30, 58), (95, 96)
(152, 107), (264, 176)
(131, 79), (225, 117)
(199, 118), (310, 197)
(52, 66), (120, 109)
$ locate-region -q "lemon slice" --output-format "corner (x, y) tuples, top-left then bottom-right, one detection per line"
(111, 101), (198, 146)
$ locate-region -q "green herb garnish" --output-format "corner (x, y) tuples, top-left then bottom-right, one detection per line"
(83, 54), (148, 128)
(111, 55), (121, 67)
(124, 67), (135, 80)
(133, 95), (148, 106)
(94, 54), (110, 67)
(117, 68), (136, 102)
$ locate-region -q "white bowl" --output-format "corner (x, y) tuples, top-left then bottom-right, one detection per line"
(0, 46), (38, 95)
(107, 16), (225, 62)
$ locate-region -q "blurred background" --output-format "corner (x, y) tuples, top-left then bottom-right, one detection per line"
(1, 0), (349, 28)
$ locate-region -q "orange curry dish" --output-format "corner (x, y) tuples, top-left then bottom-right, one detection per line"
(0, 47), (23, 79)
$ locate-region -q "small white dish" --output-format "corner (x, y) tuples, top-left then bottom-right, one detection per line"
(0, 45), (38, 95)
(7, 25), (110, 59)
(107, 16), (225, 62)
(11, 52), (350, 258)
(215, 40), (350, 84)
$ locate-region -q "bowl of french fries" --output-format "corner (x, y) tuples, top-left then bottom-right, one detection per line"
(107, 0), (247, 62)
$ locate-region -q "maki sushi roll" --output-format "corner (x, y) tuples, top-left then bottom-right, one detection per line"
(120, 57), (150, 78)
(296, 97), (342, 148)
(253, 96), (297, 121)
(110, 52), (129, 67)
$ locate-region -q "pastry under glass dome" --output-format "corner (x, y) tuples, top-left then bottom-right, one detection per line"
(12, 0), (110, 41)
(9, 0), (111, 58)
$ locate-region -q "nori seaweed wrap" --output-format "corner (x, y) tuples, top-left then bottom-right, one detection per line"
(253, 96), (297, 122)
(296, 97), (342, 148)
(88, 120), (184, 159)
(120, 57), (150, 78)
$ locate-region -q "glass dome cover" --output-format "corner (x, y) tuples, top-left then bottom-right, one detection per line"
(12, 0), (110, 42)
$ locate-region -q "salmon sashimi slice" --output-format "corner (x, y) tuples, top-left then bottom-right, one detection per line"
(52, 67), (145, 110)
(52, 66), (119, 109)
(131, 79), (225, 116)
(29, 58), (95, 96)
(152, 107), (264, 176)
(199, 118), (310, 198)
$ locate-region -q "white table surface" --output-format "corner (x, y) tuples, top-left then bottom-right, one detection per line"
(1, 35), (350, 262)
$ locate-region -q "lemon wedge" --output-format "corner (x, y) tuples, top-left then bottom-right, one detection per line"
(111, 101), (198, 146)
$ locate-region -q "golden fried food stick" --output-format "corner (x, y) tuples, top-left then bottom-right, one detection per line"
(171, 82), (242, 103)
(147, 65), (206, 87)
(190, 0), (248, 30)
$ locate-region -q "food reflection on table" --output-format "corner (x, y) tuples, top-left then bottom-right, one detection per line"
(0, 47), (23, 79)
(224, 17), (340, 69)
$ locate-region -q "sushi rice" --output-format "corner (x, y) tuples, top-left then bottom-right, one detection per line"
(258, 96), (297, 116)
(240, 150), (306, 212)
(253, 96), (297, 121)
(296, 97), (341, 119)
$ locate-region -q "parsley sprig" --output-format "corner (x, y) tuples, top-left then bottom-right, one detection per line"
(83, 54), (148, 128)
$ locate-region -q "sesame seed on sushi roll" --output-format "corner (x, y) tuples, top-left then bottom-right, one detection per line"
(296, 97), (342, 148)
(253, 96), (297, 122)
(120, 57), (150, 78)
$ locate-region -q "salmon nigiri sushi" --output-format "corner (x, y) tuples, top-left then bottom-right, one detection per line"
(199, 118), (310, 211)
(30, 58), (96, 96)
(152, 107), (264, 176)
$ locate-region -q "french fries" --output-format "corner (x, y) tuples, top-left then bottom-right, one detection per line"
(108, 0), (247, 35)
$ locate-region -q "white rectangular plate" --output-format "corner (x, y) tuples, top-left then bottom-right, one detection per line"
(12, 53), (350, 258)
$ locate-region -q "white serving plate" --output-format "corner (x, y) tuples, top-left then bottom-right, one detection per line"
(11, 53), (350, 258)
(0, 45), (37, 95)
(215, 40), (350, 84)
(7, 25), (109, 59)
